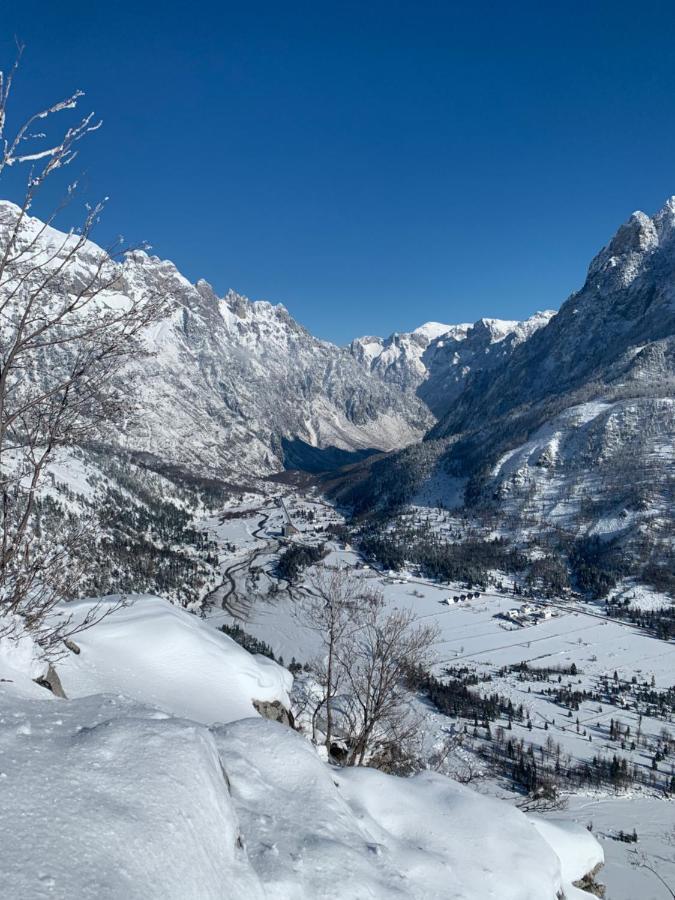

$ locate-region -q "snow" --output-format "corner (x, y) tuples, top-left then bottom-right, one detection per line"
(530, 817), (603, 885)
(609, 580), (674, 612)
(350, 314), (552, 417)
(0, 593), (604, 899)
(44, 448), (100, 503)
(0, 620), (47, 688)
(217, 718), (599, 900)
(338, 765), (565, 900)
(0, 690), (262, 900)
(412, 320), (465, 340)
(58, 595), (291, 725)
(559, 794), (675, 900)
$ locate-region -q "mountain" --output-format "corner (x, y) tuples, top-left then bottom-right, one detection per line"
(350, 311), (554, 418)
(130, 278), (434, 476)
(371, 198), (675, 579)
(430, 199), (675, 444)
(0, 200), (432, 478)
(0, 200), (556, 482)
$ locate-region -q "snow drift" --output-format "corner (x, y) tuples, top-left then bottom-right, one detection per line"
(57, 595), (292, 724)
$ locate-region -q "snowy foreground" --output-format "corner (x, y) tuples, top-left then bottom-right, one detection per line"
(0, 596), (602, 899)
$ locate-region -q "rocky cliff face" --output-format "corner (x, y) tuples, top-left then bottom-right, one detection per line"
(0, 201), (433, 478)
(350, 312), (554, 418)
(127, 274), (435, 476)
(412, 199), (675, 549)
(430, 198), (675, 445)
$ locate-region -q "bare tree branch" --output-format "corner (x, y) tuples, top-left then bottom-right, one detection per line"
(0, 50), (169, 655)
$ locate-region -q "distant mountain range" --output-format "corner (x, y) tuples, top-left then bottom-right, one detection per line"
(350, 312), (554, 418)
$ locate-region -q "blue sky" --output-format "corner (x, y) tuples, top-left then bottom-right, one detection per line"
(2, 1), (675, 343)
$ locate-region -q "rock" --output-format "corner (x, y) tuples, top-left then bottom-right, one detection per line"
(33, 664), (67, 699)
(252, 699), (294, 728)
(64, 638), (81, 655)
(573, 864), (606, 898)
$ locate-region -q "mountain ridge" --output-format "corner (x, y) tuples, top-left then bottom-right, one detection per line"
(0, 199), (556, 480)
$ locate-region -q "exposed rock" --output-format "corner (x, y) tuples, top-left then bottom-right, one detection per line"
(253, 699), (294, 728)
(33, 664), (67, 699)
(573, 863), (606, 897)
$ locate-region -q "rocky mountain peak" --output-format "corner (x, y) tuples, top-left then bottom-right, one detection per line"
(586, 199), (675, 288)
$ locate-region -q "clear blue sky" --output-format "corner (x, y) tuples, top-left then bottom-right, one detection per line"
(2, 1), (675, 343)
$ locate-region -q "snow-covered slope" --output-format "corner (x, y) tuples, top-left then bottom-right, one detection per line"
(350, 311), (554, 417)
(0, 201), (432, 478)
(0, 598), (603, 899)
(399, 198), (675, 549)
(485, 395), (675, 540)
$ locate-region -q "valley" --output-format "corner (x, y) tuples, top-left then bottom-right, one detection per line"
(201, 484), (674, 900)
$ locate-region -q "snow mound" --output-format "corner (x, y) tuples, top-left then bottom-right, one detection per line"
(0, 690), (263, 900)
(217, 718), (600, 900)
(530, 818), (604, 888)
(58, 595), (291, 724)
(0, 619), (49, 697)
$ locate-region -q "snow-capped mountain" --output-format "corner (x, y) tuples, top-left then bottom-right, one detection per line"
(128, 274), (434, 476)
(350, 311), (554, 417)
(350, 323), (471, 395)
(431, 198), (675, 444)
(418, 198), (675, 548)
(0, 201), (432, 478)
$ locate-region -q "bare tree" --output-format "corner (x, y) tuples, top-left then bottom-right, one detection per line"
(300, 565), (363, 750)
(338, 591), (439, 767)
(0, 47), (167, 650)
(629, 831), (675, 900)
(298, 566), (438, 767)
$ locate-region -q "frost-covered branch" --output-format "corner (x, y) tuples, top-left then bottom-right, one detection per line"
(0, 50), (168, 654)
